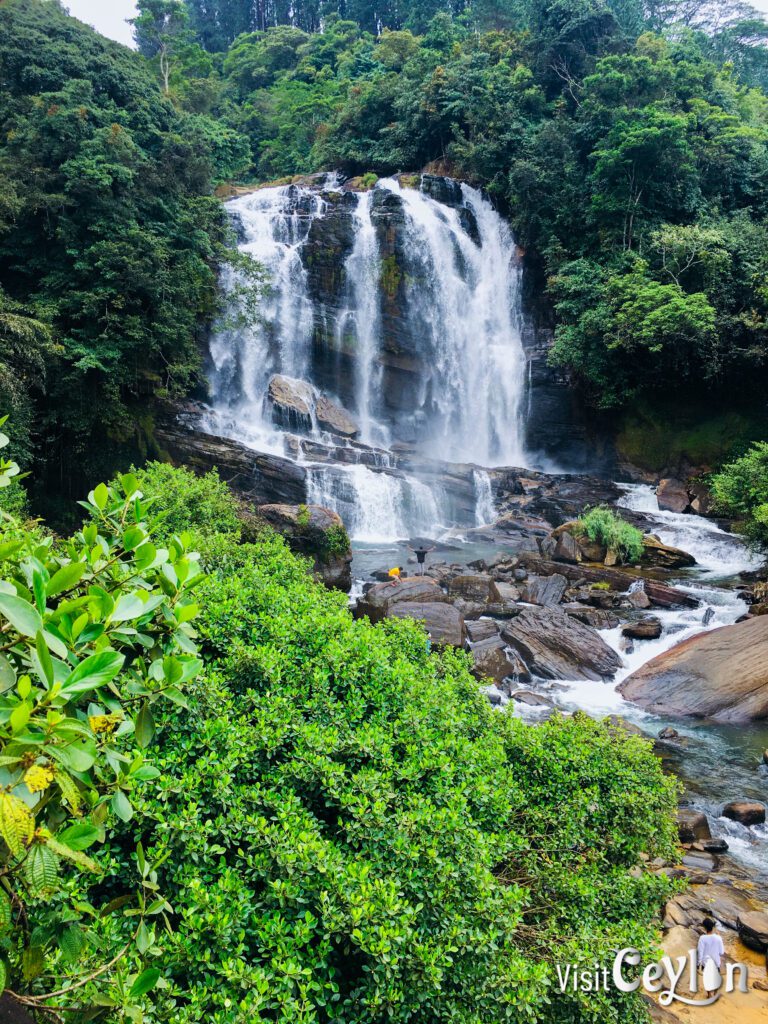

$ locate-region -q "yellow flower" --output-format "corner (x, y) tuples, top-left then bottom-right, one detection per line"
(88, 714), (120, 735)
(24, 765), (55, 794)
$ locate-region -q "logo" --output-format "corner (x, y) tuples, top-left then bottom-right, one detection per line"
(556, 947), (749, 1006)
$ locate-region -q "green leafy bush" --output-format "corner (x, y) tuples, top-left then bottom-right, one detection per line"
(0, 467), (203, 1017)
(104, 470), (677, 1024)
(131, 461), (243, 542)
(578, 506), (645, 563)
(711, 441), (768, 547)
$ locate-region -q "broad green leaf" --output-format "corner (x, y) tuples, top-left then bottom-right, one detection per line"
(91, 483), (109, 510)
(0, 654), (15, 693)
(46, 562), (87, 598)
(61, 651), (125, 695)
(58, 924), (86, 963)
(35, 631), (53, 686)
(44, 836), (101, 873)
(25, 844), (58, 895)
(111, 790), (133, 822)
(0, 593), (43, 638)
(110, 594), (146, 623)
(135, 705), (155, 749)
(128, 967), (161, 1000)
(58, 822), (100, 851)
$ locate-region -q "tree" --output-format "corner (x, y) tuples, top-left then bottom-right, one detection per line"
(133, 0), (192, 92)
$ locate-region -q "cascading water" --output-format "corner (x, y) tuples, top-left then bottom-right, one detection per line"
(204, 175), (529, 539)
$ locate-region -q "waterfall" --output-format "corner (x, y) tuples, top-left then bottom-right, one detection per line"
(205, 176), (528, 540)
(382, 178), (526, 466)
(473, 470), (495, 527)
(336, 191), (388, 446)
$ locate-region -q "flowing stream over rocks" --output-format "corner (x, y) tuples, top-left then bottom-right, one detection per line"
(186, 172), (768, 879)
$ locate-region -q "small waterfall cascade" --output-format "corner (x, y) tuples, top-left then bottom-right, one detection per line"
(204, 175), (528, 540)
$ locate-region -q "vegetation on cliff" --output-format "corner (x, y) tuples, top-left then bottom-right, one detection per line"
(711, 441), (768, 548)
(129, 0), (768, 423)
(0, 455), (678, 1021)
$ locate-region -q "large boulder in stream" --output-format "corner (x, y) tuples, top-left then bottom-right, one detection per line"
(501, 605), (622, 681)
(619, 616), (768, 721)
(387, 601), (464, 647)
(355, 576), (448, 624)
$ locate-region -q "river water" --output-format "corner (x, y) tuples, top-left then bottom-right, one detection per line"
(351, 485), (768, 874)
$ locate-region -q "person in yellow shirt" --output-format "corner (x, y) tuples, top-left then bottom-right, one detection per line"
(388, 566), (403, 585)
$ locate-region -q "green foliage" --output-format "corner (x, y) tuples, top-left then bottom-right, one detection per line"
(130, 461), (243, 542)
(0, 466), (203, 1016)
(711, 441), (768, 546)
(127, 509), (677, 1023)
(578, 506), (645, 563)
(322, 522), (351, 559)
(0, 0), (233, 501)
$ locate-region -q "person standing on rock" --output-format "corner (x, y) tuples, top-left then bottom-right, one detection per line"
(697, 917), (724, 999)
(388, 566), (404, 586)
(409, 544), (435, 575)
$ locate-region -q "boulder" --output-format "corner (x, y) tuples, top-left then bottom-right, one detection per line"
(469, 637), (522, 684)
(677, 809), (711, 843)
(315, 394), (359, 438)
(452, 598), (489, 621)
(519, 573), (567, 607)
(658, 726), (679, 739)
(510, 690), (552, 707)
(465, 619), (499, 643)
(355, 576), (448, 624)
(267, 374), (314, 432)
(387, 601), (464, 647)
(552, 529), (581, 564)
(737, 911), (768, 951)
(501, 605), (622, 681)
(619, 616), (768, 721)
(722, 800), (766, 826)
(664, 883), (759, 931)
(622, 617), (663, 640)
(257, 503), (352, 591)
(563, 605), (620, 629)
(627, 587), (651, 610)
(447, 573), (500, 604)
(489, 581), (521, 615)
(642, 534), (696, 569)
(657, 478), (691, 514)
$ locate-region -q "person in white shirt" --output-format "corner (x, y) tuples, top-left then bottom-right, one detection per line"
(697, 917), (725, 998)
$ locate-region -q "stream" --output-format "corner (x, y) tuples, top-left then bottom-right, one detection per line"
(352, 484), (768, 876)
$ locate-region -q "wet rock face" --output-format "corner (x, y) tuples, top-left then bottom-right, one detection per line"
(619, 616), (768, 721)
(722, 801), (766, 826)
(387, 601), (464, 647)
(500, 605), (622, 681)
(257, 503), (353, 591)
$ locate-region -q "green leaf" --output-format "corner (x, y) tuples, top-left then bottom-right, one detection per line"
(0, 654), (16, 693)
(10, 701), (31, 734)
(111, 790), (133, 822)
(135, 704), (155, 749)
(58, 822), (100, 851)
(61, 651), (125, 695)
(25, 844), (58, 896)
(35, 631), (53, 686)
(0, 593), (43, 638)
(58, 924), (86, 963)
(128, 967), (161, 1000)
(0, 890), (11, 930)
(52, 740), (97, 773)
(91, 483), (109, 510)
(111, 594), (146, 623)
(32, 571), (47, 616)
(45, 836), (101, 874)
(46, 562), (87, 598)
(136, 921), (151, 954)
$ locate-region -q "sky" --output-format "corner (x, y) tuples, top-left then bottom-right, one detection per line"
(64, 0), (139, 48)
(59, 0), (768, 47)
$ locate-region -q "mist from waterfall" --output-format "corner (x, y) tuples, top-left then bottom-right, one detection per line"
(204, 176), (528, 539)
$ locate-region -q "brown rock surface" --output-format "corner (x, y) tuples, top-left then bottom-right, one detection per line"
(619, 617), (768, 721)
(501, 605), (622, 681)
(356, 577), (448, 624)
(386, 601), (464, 647)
